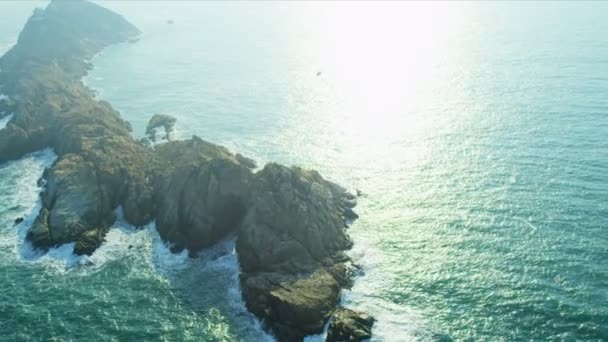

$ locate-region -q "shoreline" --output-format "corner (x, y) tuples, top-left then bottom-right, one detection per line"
(0, 1), (372, 340)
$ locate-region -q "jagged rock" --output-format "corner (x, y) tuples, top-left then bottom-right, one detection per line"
(150, 138), (252, 253)
(238, 164), (353, 273)
(73, 228), (107, 255)
(237, 163), (356, 340)
(1, 2), (372, 340)
(0, 0), (152, 253)
(236, 153), (257, 169)
(145, 113), (176, 142)
(26, 208), (52, 249)
(241, 269), (342, 341)
(326, 307), (375, 342)
(343, 208), (359, 221)
(38, 154), (115, 247)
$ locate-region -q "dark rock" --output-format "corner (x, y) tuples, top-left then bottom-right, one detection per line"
(26, 208), (52, 249)
(150, 138), (252, 253)
(326, 307), (375, 342)
(343, 208), (359, 221)
(237, 163), (357, 340)
(73, 228), (106, 255)
(145, 113), (177, 142)
(0, 0), (151, 251)
(1, 2), (371, 340)
(241, 269), (342, 341)
(236, 153), (257, 169)
(14, 217), (24, 225)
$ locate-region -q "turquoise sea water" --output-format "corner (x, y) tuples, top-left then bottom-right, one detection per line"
(1, 1), (607, 340)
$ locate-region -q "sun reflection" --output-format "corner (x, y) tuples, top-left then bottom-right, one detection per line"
(312, 2), (471, 168)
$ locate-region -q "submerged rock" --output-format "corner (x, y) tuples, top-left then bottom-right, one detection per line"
(326, 307), (375, 342)
(13, 217), (24, 225)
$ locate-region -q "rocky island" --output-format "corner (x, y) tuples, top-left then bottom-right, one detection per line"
(0, 1), (373, 340)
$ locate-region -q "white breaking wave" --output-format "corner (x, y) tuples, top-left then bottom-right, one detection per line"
(343, 228), (429, 342)
(0, 113), (13, 129)
(303, 320), (330, 342)
(149, 226), (275, 341)
(0, 149), (56, 255)
(0, 147), (270, 340)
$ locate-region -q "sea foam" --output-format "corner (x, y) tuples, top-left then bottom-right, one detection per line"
(0, 113), (13, 128)
(149, 226), (275, 341)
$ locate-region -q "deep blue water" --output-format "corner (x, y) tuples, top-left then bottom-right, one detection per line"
(1, 1), (607, 340)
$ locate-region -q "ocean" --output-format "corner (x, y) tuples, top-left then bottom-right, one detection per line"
(0, 1), (607, 340)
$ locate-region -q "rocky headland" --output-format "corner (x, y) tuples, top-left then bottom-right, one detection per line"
(0, 1), (373, 340)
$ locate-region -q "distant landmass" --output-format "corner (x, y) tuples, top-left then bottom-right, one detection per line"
(0, 0), (372, 340)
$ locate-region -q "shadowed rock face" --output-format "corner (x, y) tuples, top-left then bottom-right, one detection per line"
(0, 1), (372, 340)
(150, 137), (252, 255)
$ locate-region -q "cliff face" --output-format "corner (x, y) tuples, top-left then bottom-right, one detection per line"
(0, 1), (372, 340)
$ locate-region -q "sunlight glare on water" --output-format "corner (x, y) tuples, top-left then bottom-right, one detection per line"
(0, 1), (607, 340)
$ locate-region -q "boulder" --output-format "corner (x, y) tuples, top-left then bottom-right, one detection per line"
(326, 307), (375, 342)
(241, 269), (342, 341)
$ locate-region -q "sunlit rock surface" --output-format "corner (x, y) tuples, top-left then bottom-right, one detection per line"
(0, 0), (371, 340)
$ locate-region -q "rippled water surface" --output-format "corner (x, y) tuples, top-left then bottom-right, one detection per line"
(1, 1), (607, 340)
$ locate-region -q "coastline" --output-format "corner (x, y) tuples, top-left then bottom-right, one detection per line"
(0, 1), (372, 340)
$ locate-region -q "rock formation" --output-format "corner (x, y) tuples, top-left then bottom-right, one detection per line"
(145, 113), (176, 142)
(149, 136), (252, 255)
(0, 1), (373, 340)
(326, 307), (375, 342)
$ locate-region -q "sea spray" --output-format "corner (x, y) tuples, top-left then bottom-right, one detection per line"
(148, 225), (275, 341)
(0, 149), (56, 257)
(0, 113), (13, 129)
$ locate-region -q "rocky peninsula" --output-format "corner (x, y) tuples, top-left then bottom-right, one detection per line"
(0, 1), (373, 340)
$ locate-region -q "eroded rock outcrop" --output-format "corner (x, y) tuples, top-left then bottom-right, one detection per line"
(145, 113), (176, 142)
(0, 1), (373, 340)
(326, 307), (375, 342)
(149, 137), (252, 255)
(237, 164), (358, 340)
